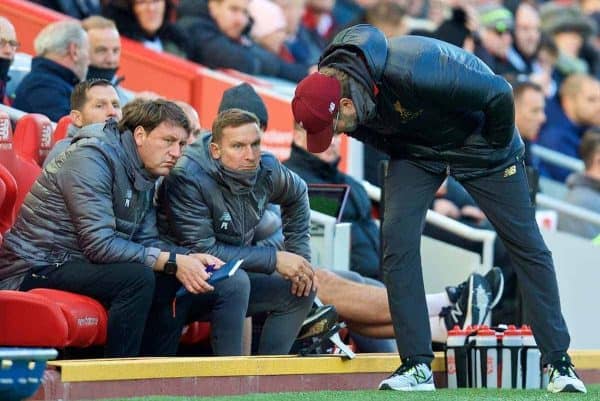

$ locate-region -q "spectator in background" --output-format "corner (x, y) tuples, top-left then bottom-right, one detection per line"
(433, 7), (475, 51)
(13, 20), (89, 122)
(157, 109), (316, 355)
(43, 79), (122, 167)
(247, 0), (290, 59)
(301, 0), (338, 50)
(217, 83), (268, 130)
(475, 4), (518, 76)
(508, 3), (542, 78)
(176, 0), (313, 82)
(514, 81), (546, 167)
(0, 16), (18, 104)
(276, 0), (324, 66)
(284, 128), (380, 279)
(537, 73), (600, 182)
(174, 100), (202, 144)
(541, 4), (597, 81)
(559, 128), (600, 239)
(103, 0), (188, 57)
(30, 0), (101, 19)
(344, 1), (407, 39)
(0, 99), (227, 358)
(82, 16), (134, 106)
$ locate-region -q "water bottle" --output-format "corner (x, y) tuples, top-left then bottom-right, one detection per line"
(446, 325), (468, 388)
(521, 325), (542, 389)
(474, 326), (498, 388)
(501, 325), (522, 389)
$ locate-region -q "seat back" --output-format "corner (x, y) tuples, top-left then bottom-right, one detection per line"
(0, 289), (108, 348)
(0, 163), (17, 235)
(52, 115), (73, 145)
(0, 111), (42, 216)
(13, 113), (53, 166)
(28, 289), (108, 347)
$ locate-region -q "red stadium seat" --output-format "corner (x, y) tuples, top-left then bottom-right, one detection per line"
(13, 113), (54, 166)
(0, 163), (17, 235)
(28, 289), (108, 346)
(0, 289), (107, 348)
(52, 115), (73, 145)
(0, 111), (42, 216)
(180, 321), (211, 345)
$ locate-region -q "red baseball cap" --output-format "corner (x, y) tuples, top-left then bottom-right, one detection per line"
(292, 72), (341, 153)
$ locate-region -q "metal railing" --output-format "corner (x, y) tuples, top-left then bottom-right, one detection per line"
(361, 180), (497, 271)
(531, 144), (584, 173)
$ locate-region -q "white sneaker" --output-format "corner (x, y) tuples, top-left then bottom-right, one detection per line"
(547, 359), (587, 393)
(378, 363), (435, 391)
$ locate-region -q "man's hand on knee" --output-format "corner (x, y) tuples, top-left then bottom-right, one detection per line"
(276, 251), (316, 297)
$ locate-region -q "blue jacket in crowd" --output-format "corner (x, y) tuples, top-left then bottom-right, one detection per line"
(13, 57), (79, 122)
(536, 96), (588, 182)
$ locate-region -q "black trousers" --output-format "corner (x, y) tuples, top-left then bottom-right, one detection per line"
(382, 159), (570, 366)
(20, 261), (155, 357)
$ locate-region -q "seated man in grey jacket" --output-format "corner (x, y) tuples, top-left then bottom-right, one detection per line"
(157, 109), (316, 355)
(0, 99), (248, 357)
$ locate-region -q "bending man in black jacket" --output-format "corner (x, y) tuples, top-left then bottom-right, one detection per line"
(291, 24), (585, 393)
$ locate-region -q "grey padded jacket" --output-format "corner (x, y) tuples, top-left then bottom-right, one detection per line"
(0, 120), (181, 289)
(157, 133), (311, 274)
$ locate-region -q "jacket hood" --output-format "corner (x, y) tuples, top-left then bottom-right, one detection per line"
(71, 120), (117, 143)
(72, 119), (155, 190)
(566, 172), (600, 192)
(186, 132), (219, 176)
(66, 123), (81, 139)
(319, 24), (388, 84)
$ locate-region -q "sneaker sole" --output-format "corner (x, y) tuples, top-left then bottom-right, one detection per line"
(463, 275), (475, 330)
(302, 306), (334, 327)
(547, 383), (587, 393)
(379, 383), (435, 391)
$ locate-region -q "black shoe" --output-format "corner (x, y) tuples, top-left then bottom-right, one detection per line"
(445, 282), (466, 304)
(446, 267), (504, 307)
(441, 273), (491, 330)
(291, 304), (339, 354)
(297, 304), (338, 340)
(484, 267), (504, 309)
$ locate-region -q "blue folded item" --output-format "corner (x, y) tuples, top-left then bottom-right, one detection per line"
(176, 259), (244, 298)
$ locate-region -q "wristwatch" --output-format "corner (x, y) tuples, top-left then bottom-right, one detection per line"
(164, 252), (178, 275)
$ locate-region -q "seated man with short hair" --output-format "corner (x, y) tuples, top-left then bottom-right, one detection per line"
(158, 109), (316, 355)
(44, 78), (122, 167)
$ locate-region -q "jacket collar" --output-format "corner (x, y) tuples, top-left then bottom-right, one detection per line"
(31, 57), (80, 86)
(186, 132), (269, 194)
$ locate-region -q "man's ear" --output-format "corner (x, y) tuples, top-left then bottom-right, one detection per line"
(69, 110), (83, 128)
(133, 125), (145, 146)
(67, 42), (79, 61)
(209, 141), (221, 159)
(340, 97), (355, 114)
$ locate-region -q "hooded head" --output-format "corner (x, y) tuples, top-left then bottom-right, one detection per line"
(218, 83), (269, 129)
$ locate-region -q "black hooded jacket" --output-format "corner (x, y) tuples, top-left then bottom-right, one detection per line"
(320, 25), (524, 179)
(176, 0), (310, 83)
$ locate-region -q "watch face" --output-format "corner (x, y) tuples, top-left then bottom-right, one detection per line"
(165, 262), (177, 275)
